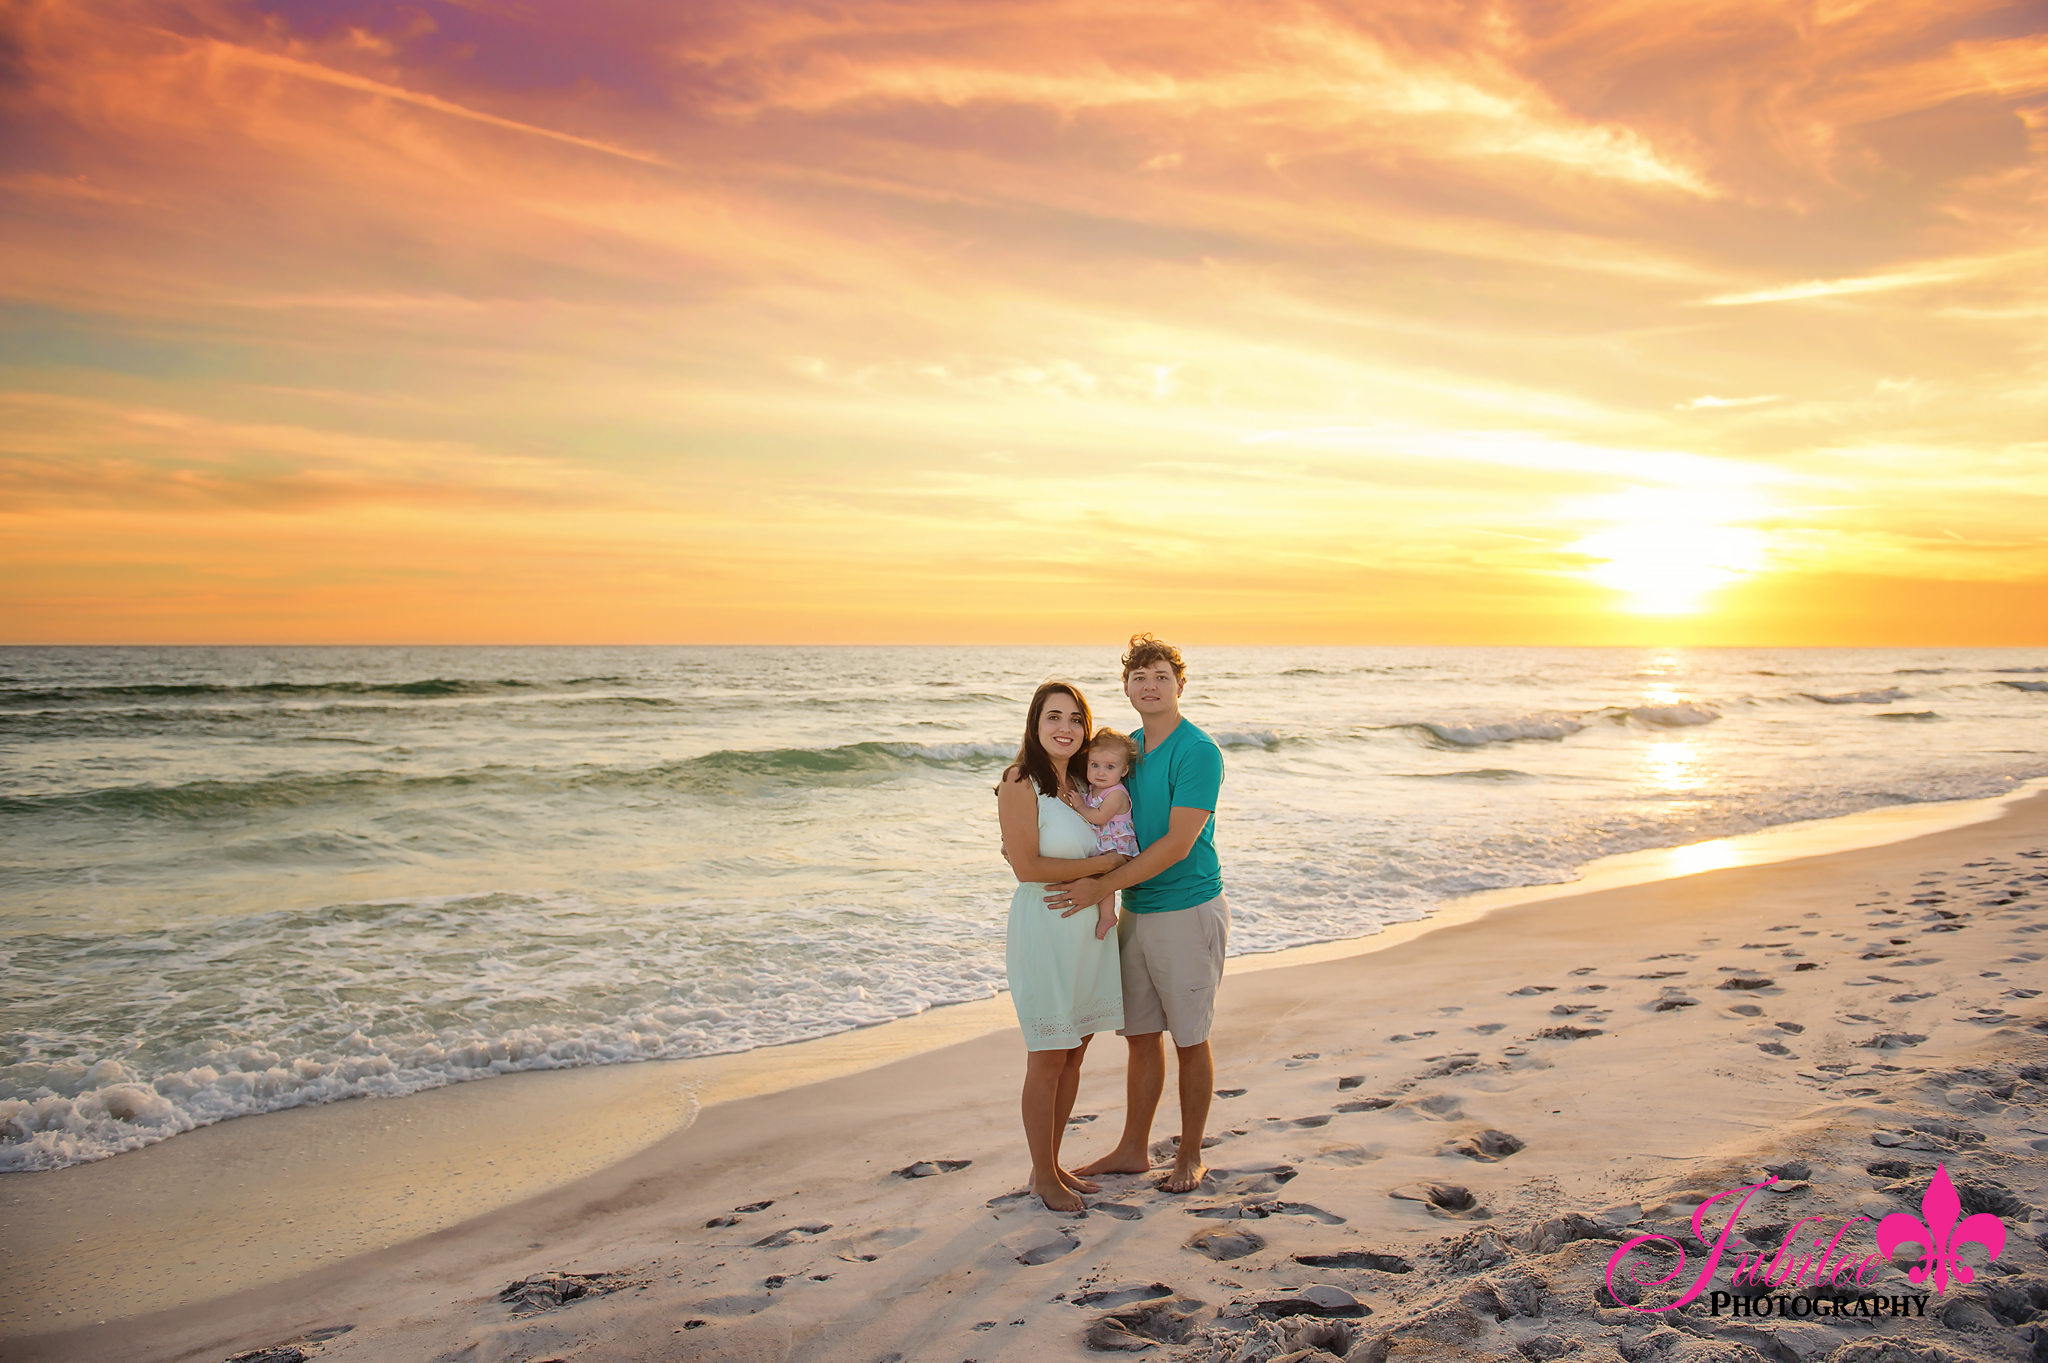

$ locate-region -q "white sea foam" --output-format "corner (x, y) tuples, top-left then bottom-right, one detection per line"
(1209, 728), (1283, 748)
(1623, 703), (1720, 727)
(878, 740), (1014, 761)
(1418, 712), (1586, 746)
(1802, 687), (1911, 704)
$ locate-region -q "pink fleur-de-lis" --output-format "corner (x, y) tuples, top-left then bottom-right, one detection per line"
(1875, 1162), (2007, 1294)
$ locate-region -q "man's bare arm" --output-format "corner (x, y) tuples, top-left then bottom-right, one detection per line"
(1046, 804), (1209, 915)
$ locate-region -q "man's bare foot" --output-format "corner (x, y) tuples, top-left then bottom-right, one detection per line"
(1058, 1168), (1101, 1195)
(1031, 1175), (1086, 1213)
(1160, 1159), (1208, 1194)
(1074, 1149), (1152, 1178)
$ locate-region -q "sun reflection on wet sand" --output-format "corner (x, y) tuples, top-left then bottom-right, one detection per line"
(1662, 836), (1744, 876)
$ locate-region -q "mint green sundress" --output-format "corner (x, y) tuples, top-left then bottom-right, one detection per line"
(1006, 793), (1124, 1051)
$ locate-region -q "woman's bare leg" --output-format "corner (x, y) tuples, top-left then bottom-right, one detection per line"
(1023, 1047), (1085, 1212)
(1050, 1035), (1098, 1194)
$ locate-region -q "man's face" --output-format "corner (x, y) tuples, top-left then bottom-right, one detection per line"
(1124, 661), (1184, 717)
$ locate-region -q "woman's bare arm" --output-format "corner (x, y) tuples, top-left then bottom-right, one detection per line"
(998, 773), (1127, 883)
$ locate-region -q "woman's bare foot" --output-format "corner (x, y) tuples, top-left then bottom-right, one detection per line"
(1031, 1174), (1086, 1213)
(1160, 1158), (1208, 1193)
(1074, 1147), (1151, 1178)
(1058, 1167), (1100, 1195)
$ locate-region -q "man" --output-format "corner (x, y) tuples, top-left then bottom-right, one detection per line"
(1051, 633), (1227, 1194)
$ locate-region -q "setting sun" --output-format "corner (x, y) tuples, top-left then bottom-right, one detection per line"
(1573, 489), (1771, 616)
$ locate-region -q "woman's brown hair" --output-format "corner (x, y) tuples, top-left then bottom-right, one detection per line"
(1000, 680), (1093, 797)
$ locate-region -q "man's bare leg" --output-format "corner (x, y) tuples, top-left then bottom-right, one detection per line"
(1050, 1037), (1100, 1195)
(1074, 1032), (1165, 1177)
(1163, 1039), (1215, 1192)
(1022, 1048), (1086, 1212)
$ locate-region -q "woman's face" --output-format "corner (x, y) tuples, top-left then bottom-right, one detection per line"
(1037, 692), (1086, 771)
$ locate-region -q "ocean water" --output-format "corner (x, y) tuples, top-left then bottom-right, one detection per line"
(4, 644), (2046, 1171)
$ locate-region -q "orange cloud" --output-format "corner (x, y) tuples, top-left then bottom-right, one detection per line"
(1, 0), (2043, 642)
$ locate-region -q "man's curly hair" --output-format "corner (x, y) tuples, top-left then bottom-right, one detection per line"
(1120, 632), (1186, 682)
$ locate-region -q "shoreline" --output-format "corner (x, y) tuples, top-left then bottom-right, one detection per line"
(5, 779), (2046, 1340)
(6, 780), (2041, 1360)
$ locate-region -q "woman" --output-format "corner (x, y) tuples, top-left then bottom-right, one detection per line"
(997, 680), (1128, 1212)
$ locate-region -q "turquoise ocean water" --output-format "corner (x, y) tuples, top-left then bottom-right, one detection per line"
(3, 644), (2045, 1169)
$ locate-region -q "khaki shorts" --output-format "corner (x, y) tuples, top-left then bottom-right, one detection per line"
(1116, 893), (1229, 1046)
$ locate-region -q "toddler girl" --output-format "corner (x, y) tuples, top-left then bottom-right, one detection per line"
(1063, 729), (1139, 939)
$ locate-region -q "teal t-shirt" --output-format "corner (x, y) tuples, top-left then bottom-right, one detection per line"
(1123, 717), (1224, 914)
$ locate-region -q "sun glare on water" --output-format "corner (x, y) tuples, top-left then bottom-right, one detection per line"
(1573, 489), (1768, 615)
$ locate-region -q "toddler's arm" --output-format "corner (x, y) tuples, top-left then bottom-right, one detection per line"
(1068, 787), (1128, 827)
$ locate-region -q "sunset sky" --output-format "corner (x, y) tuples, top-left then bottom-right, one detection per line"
(3, 0), (2045, 644)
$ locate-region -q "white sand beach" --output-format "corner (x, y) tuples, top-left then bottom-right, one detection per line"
(8, 794), (2047, 1363)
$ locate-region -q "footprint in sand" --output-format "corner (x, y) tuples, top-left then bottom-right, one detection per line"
(1192, 1200), (1346, 1224)
(1187, 1227), (1264, 1260)
(1337, 1075), (1366, 1090)
(1508, 985), (1557, 996)
(893, 1159), (971, 1178)
(1390, 1182), (1488, 1219)
(1470, 1022), (1508, 1034)
(705, 1198), (775, 1227)
(1090, 1203), (1146, 1221)
(1450, 1129), (1525, 1162)
(1295, 1249), (1412, 1273)
(1015, 1232), (1081, 1265)
(833, 1226), (920, 1261)
(1307, 1145), (1378, 1166)
(1085, 1300), (1207, 1350)
(1222, 1165), (1299, 1194)
(1215, 1087), (1248, 1098)
(1073, 1283), (1173, 1308)
(752, 1223), (833, 1247)
(1336, 1097), (1395, 1113)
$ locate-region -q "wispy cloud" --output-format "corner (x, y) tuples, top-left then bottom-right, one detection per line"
(1702, 264), (1972, 306)
(195, 40), (676, 167)
(1679, 395), (1781, 410)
